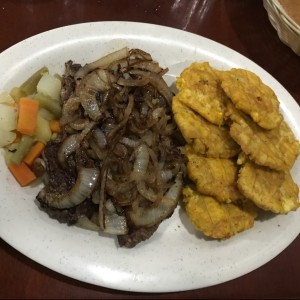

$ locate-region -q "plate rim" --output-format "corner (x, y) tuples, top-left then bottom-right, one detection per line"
(0, 21), (300, 293)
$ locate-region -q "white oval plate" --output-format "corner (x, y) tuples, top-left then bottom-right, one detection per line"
(0, 22), (299, 293)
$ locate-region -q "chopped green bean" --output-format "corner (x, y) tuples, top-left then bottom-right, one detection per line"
(20, 66), (48, 96)
(34, 92), (62, 118)
(10, 135), (34, 165)
(9, 87), (26, 102)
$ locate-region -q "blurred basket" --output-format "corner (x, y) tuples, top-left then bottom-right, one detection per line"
(263, 0), (300, 55)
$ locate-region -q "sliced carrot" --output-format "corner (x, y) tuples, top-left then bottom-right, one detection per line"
(8, 162), (37, 187)
(49, 119), (61, 133)
(17, 97), (39, 136)
(23, 141), (45, 166)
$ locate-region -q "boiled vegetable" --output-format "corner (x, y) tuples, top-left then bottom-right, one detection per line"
(49, 119), (61, 133)
(0, 93), (15, 104)
(0, 67), (64, 187)
(0, 103), (18, 131)
(0, 129), (17, 148)
(34, 92), (62, 118)
(19, 66), (48, 96)
(35, 114), (52, 143)
(38, 107), (55, 121)
(8, 162), (37, 186)
(17, 98), (39, 136)
(10, 135), (34, 165)
(23, 141), (45, 166)
(37, 73), (62, 101)
(9, 87), (26, 102)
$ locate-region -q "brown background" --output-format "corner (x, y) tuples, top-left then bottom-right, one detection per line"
(1, 0), (300, 299)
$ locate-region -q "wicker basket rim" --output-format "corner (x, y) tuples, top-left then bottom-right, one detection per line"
(268, 0), (300, 35)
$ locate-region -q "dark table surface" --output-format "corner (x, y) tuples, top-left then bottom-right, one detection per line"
(1, 0), (300, 299)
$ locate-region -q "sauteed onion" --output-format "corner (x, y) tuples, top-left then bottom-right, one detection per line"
(36, 47), (185, 247)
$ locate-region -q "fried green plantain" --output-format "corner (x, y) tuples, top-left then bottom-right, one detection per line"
(227, 102), (300, 171)
(219, 68), (283, 129)
(182, 185), (257, 239)
(175, 62), (227, 125)
(186, 152), (242, 203)
(172, 98), (239, 158)
(238, 161), (300, 214)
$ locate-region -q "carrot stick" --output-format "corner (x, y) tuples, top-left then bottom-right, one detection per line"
(17, 98), (39, 136)
(49, 119), (61, 133)
(23, 141), (45, 166)
(8, 162), (37, 186)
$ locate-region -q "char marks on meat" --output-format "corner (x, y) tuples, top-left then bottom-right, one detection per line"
(60, 61), (81, 103)
(39, 199), (98, 225)
(39, 139), (76, 195)
(118, 224), (160, 248)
